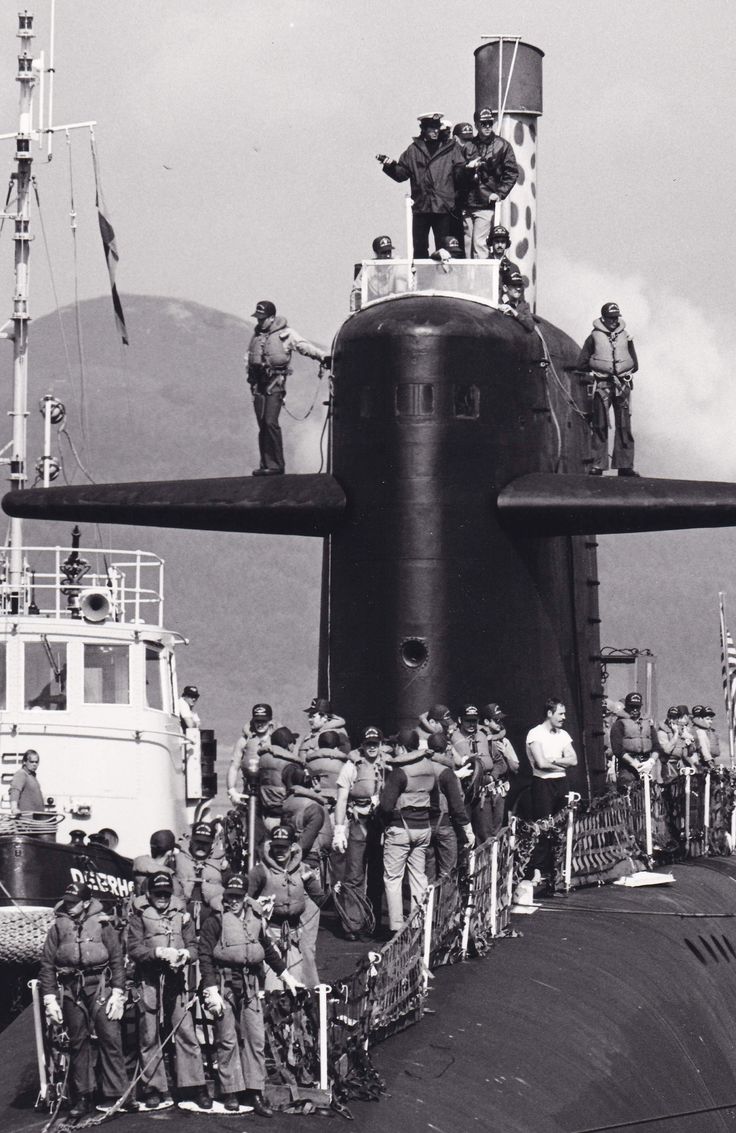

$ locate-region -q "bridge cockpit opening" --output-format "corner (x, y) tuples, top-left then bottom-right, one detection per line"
(351, 258), (501, 311)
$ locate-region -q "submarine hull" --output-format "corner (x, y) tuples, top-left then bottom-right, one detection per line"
(326, 295), (605, 791)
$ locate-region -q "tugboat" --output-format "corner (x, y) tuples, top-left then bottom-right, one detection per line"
(0, 10), (215, 1003)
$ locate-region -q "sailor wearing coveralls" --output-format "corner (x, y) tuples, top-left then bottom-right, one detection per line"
(40, 881), (129, 1117)
(126, 871), (210, 1111)
(246, 300), (327, 476)
(199, 874), (300, 1116)
(576, 302), (640, 476)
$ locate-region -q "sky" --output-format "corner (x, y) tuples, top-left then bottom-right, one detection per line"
(1, 0), (736, 722)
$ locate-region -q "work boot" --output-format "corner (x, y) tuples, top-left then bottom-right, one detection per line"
(141, 1088), (174, 1111)
(588, 466), (603, 476)
(252, 467), (284, 476)
(69, 1095), (91, 1118)
(618, 467), (640, 477)
(222, 1093), (240, 1112)
(95, 1096), (139, 1114)
(192, 1087), (213, 1111)
(248, 1090), (274, 1118)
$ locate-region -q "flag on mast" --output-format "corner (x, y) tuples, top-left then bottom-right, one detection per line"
(90, 135), (129, 346)
(718, 592), (736, 768)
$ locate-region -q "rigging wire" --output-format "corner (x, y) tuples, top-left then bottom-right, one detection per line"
(65, 129), (90, 449)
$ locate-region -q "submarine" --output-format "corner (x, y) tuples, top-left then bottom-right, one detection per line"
(5, 38), (736, 805)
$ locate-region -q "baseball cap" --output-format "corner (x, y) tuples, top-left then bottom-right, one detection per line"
(441, 236), (463, 257)
(150, 829), (176, 854)
(428, 703), (451, 721)
(491, 226), (510, 244)
(182, 685), (199, 699)
(361, 726), (383, 745)
(507, 273), (524, 288)
(149, 871), (174, 894)
(481, 702), (506, 720)
(691, 704), (706, 718)
(675, 704), (690, 717)
(453, 122), (474, 139)
(666, 706), (679, 719)
(624, 692), (643, 709)
(601, 302), (621, 319)
(191, 821), (214, 843)
(252, 299), (276, 319)
(62, 881), (92, 904)
(224, 874), (247, 896)
(251, 703), (273, 722)
(476, 107), (495, 122)
(705, 707), (716, 717)
(305, 696), (331, 716)
(462, 704), (480, 720)
(372, 235), (393, 254)
(270, 825), (293, 846)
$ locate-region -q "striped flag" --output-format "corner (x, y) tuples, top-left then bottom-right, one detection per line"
(90, 136), (129, 346)
(719, 592), (736, 767)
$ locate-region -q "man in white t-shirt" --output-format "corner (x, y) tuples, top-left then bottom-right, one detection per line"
(525, 698), (578, 894)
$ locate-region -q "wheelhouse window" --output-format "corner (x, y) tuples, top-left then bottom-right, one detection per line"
(84, 644), (130, 704)
(395, 384), (434, 417)
(453, 383), (480, 419)
(144, 643), (169, 711)
(25, 640), (67, 711)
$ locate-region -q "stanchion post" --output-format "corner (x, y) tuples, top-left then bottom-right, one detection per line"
(461, 849), (476, 959)
(642, 773), (653, 861)
(683, 767), (694, 854)
(316, 983), (331, 1094)
(704, 769), (711, 854)
(506, 818), (516, 908)
(422, 884), (435, 988)
(29, 978), (48, 1105)
(564, 792), (581, 893)
(490, 839), (499, 938)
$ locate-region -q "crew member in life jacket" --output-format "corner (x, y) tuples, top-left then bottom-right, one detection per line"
(174, 820), (228, 917)
(486, 225), (521, 301)
(299, 697), (351, 769)
(332, 726), (388, 939)
(252, 725), (303, 836)
(417, 703), (453, 748)
(657, 705), (698, 783)
(133, 828), (176, 895)
(691, 705), (721, 767)
(425, 732), (475, 882)
(199, 874), (301, 1117)
(576, 302), (640, 477)
(479, 702), (521, 834)
(247, 825), (323, 990)
(126, 871), (211, 1112)
(303, 730), (353, 811)
(226, 702), (279, 806)
(498, 272), (536, 333)
(455, 704), (496, 842)
(377, 728), (435, 934)
(40, 882), (129, 1118)
(609, 691), (660, 789)
(246, 300), (328, 477)
(277, 764), (330, 988)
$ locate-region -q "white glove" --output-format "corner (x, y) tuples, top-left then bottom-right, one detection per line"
(105, 988), (125, 1021)
(332, 824), (348, 854)
(227, 787), (241, 804)
(155, 946), (180, 966)
(281, 971), (303, 994)
(202, 986), (225, 1018)
(44, 995), (63, 1026)
(462, 825), (476, 850)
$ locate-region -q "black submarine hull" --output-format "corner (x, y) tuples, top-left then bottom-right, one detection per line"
(325, 294), (605, 792)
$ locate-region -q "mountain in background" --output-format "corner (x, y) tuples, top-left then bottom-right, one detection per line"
(4, 294), (732, 787)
